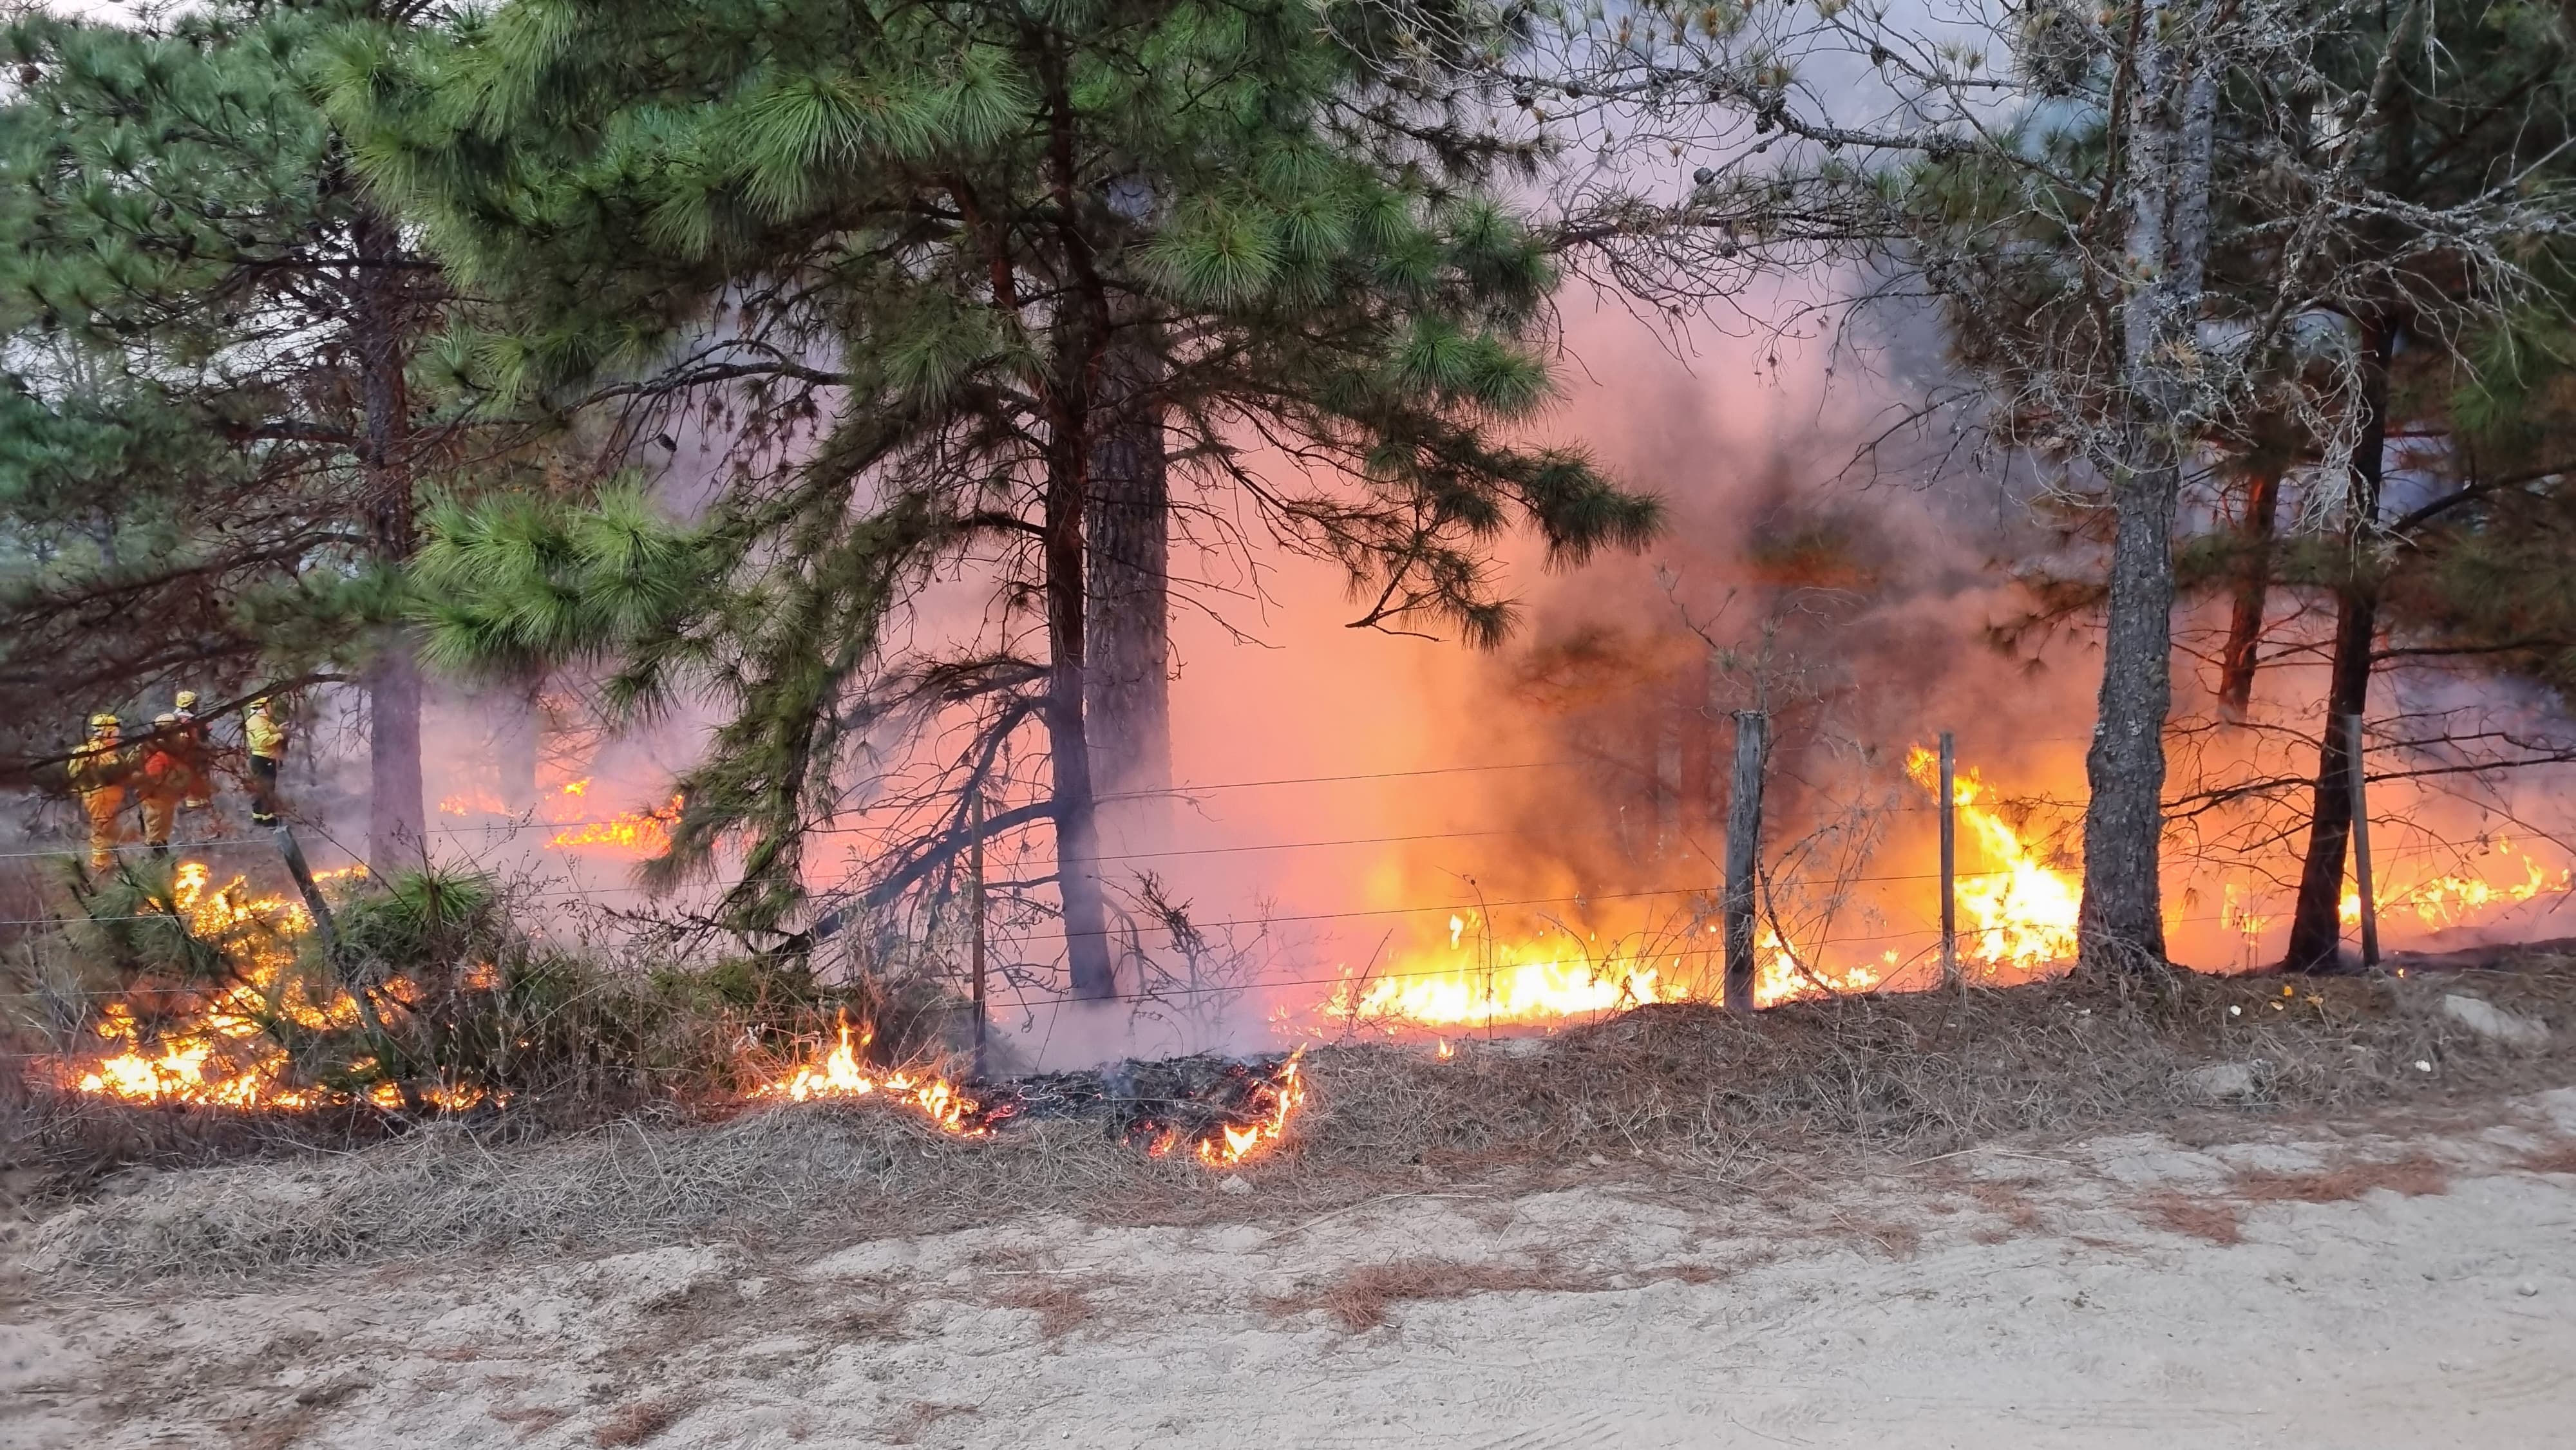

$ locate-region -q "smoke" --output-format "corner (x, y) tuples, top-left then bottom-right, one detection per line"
(337, 286), (2576, 1073)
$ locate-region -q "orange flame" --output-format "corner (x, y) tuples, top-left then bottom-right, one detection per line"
(546, 795), (684, 854)
(1905, 747), (2081, 974)
(1195, 1048), (1306, 1167)
(2340, 836), (2571, 930)
(755, 1010), (988, 1136)
(59, 862), (492, 1112)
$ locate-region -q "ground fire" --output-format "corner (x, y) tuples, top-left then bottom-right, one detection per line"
(438, 776), (685, 854)
(755, 1012), (1309, 1165)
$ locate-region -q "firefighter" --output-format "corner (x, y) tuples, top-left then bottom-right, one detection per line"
(244, 695), (287, 827)
(167, 695), (218, 840)
(66, 713), (131, 872)
(136, 712), (189, 856)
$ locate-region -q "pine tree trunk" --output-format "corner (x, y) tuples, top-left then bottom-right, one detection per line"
(1047, 444), (1118, 1001)
(2215, 468), (2282, 722)
(1085, 174), (1172, 874)
(2079, 10), (2217, 974)
(2284, 323), (2393, 972)
(1083, 340), (1171, 826)
(2082, 446), (2183, 968)
(353, 203), (422, 876)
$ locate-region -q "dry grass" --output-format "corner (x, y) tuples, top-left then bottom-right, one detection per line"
(1262, 1256), (1736, 1332)
(1264, 1256), (1584, 1332)
(19, 959), (2576, 1282)
(591, 1395), (690, 1447)
(2231, 1152), (2452, 1205)
(979, 1277), (1097, 1339)
(2138, 1191), (2245, 1245)
(2515, 1137), (2576, 1176)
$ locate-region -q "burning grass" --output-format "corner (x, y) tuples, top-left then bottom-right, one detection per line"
(17, 953), (2576, 1282)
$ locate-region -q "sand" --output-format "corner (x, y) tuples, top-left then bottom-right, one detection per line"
(8, 1090), (2576, 1449)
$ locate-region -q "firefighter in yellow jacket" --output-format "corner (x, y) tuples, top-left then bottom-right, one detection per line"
(66, 713), (131, 871)
(244, 696), (287, 827)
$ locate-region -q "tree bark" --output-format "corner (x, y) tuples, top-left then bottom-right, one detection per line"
(2079, 10), (2217, 975)
(1084, 173), (1172, 880)
(1047, 437), (1118, 999)
(2284, 323), (2393, 972)
(2215, 467), (2282, 721)
(1083, 339), (1171, 823)
(353, 202), (422, 876)
(1721, 709), (1767, 1013)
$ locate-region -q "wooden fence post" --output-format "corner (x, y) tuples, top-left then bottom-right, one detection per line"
(2345, 713), (2379, 970)
(1722, 710), (1768, 1014)
(1938, 731), (1958, 988)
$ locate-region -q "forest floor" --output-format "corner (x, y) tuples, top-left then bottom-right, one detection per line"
(8, 1083), (2576, 1448)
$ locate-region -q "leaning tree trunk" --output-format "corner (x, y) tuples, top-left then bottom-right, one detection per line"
(2283, 323), (2393, 972)
(354, 203), (423, 877)
(2215, 467), (2282, 721)
(2078, 10), (2218, 975)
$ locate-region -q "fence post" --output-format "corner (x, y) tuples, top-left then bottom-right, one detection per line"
(2345, 713), (2379, 970)
(1722, 710), (1768, 1014)
(1938, 731), (1958, 989)
(969, 786), (989, 1079)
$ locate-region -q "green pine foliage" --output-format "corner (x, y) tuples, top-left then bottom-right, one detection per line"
(0, 1), (448, 773)
(336, 0), (1662, 936)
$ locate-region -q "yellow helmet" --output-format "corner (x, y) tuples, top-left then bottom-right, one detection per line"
(174, 690), (199, 711)
(87, 712), (119, 731)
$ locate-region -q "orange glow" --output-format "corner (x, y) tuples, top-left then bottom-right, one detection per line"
(60, 862), (490, 1113)
(2341, 837), (2571, 929)
(1317, 934), (1689, 1031)
(1905, 747), (2080, 974)
(755, 1010), (989, 1136)
(547, 795), (684, 854)
(1194, 1048), (1305, 1166)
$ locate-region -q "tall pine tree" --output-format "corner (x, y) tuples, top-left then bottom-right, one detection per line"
(0, 1), (451, 868)
(339, 0), (1660, 993)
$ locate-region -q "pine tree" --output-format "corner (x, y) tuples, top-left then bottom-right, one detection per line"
(0, 1), (450, 868)
(340, 0), (1660, 992)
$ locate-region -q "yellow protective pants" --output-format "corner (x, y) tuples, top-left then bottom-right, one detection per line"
(82, 788), (126, 872)
(140, 791), (179, 850)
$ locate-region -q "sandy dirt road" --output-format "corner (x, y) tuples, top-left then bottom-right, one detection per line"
(8, 1091), (2575, 1449)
